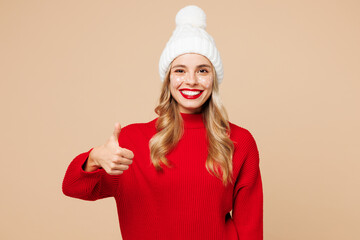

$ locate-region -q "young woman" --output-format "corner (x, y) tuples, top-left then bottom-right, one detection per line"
(62, 5), (263, 240)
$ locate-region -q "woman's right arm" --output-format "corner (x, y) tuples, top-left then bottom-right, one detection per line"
(62, 147), (117, 201)
(62, 123), (134, 201)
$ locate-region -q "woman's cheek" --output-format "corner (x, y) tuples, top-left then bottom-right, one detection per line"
(198, 76), (212, 89)
(170, 75), (185, 88)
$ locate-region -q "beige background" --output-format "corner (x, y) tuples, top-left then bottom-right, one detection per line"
(1, 0), (359, 239)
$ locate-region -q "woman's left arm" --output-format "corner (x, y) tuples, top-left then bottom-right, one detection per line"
(232, 130), (263, 240)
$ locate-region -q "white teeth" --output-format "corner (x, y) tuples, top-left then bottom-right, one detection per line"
(181, 90), (201, 96)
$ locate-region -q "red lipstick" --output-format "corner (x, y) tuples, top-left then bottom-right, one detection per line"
(179, 89), (203, 99)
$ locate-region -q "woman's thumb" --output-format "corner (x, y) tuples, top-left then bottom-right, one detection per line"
(113, 122), (121, 140)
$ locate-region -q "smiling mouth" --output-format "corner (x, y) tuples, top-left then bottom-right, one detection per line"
(181, 90), (201, 95)
(179, 90), (203, 99)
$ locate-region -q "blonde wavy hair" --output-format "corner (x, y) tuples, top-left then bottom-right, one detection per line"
(149, 64), (235, 186)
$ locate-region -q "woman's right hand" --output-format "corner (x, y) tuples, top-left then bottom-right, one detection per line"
(85, 122), (134, 175)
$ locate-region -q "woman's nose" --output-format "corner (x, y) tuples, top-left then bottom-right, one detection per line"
(185, 72), (198, 85)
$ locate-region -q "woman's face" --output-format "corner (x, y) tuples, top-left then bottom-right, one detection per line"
(169, 53), (214, 114)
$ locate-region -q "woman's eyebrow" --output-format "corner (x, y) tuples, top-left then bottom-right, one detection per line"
(171, 64), (212, 69)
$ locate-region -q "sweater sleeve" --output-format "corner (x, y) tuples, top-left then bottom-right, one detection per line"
(62, 125), (133, 201)
(61, 147), (119, 201)
(231, 130), (263, 240)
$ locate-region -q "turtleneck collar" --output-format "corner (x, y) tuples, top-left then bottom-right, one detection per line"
(180, 112), (205, 129)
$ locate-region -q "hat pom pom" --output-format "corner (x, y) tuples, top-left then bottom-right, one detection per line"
(175, 5), (206, 29)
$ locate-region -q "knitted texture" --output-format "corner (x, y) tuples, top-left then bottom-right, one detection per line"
(62, 112), (263, 240)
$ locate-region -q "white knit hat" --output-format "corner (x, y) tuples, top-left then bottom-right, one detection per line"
(158, 5), (224, 84)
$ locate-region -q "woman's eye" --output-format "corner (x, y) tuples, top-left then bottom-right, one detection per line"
(199, 69), (208, 73)
(175, 69), (184, 73)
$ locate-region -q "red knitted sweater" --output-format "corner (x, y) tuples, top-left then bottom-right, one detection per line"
(62, 112), (263, 240)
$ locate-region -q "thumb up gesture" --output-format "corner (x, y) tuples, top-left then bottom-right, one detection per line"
(85, 123), (134, 175)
